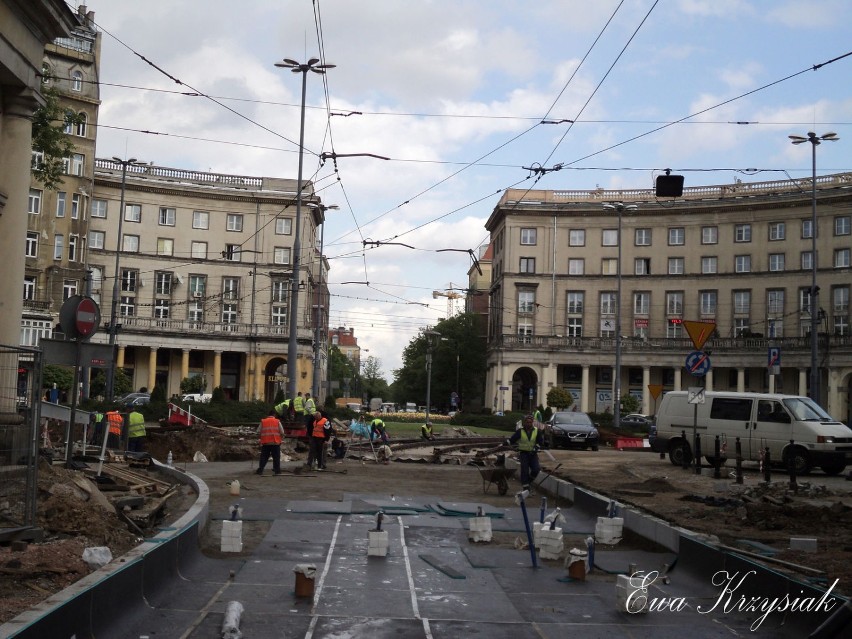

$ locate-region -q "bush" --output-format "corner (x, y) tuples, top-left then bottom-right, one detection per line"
(450, 411), (525, 433)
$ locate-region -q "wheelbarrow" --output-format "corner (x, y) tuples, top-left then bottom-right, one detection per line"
(478, 466), (516, 495)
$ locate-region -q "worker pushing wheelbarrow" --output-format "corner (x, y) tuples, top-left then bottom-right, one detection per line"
(478, 464), (516, 495)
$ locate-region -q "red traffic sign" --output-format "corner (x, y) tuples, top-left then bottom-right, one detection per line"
(75, 297), (99, 337)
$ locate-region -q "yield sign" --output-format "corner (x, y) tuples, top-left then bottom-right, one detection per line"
(683, 320), (716, 351)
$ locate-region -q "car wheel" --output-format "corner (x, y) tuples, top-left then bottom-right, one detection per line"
(704, 455), (727, 466)
(591, 445), (599, 452)
(784, 447), (812, 475)
(668, 440), (692, 466)
(819, 461), (845, 476)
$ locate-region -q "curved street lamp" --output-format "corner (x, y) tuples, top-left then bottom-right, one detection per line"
(274, 57), (335, 401)
(603, 202), (638, 429)
(788, 131), (839, 404)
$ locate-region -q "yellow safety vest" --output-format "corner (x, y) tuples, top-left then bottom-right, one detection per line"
(518, 428), (538, 452)
(293, 396), (305, 413)
(128, 411), (146, 438)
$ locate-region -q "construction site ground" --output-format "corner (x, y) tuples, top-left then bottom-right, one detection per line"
(2, 422), (851, 628)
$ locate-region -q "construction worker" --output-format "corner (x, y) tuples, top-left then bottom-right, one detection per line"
(533, 407), (543, 423)
(308, 410), (334, 470)
(370, 417), (389, 444)
(275, 397), (293, 421)
(303, 392), (317, 430)
(105, 409), (123, 449)
(293, 392), (305, 421)
(505, 414), (541, 491)
(421, 420), (435, 441)
(90, 410), (105, 445)
(127, 408), (146, 452)
(256, 409), (284, 476)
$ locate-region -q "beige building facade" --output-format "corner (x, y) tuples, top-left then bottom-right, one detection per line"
(484, 173), (852, 423)
(83, 160), (328, 402)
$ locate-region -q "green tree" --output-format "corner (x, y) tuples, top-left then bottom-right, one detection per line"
(180, 375), (206, 394)
(620, 394), (641, 415)
(43, 365), (73, 392)
(360, 356), (389, 400)
(546, 387), (574, 411)
(90, 368), (131, 398)
(328, 345), (357, 397)
(31, 72), (84, 189)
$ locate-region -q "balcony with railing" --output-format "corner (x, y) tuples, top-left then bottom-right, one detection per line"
(116, 315), (311, 340)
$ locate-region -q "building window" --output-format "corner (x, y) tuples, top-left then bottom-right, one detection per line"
(32, 150), (44, 169)
(668, 227), (685, 245)
(668, 257), (684, 275)
(735, 255), (751, 273)
(568, 258), (584, 275)
(634, 228), (651, 246)
(802, 219), (813, 239)
(735, 224), (751, 243)
(767, 289), (785, 314)
(272, 303), (287, 326)
(226, 214), (244, 232)
(666, 291), (683, 315)
(274, 247), (291, 265)
(63, 111), (73, 135)
(567, 291), (584, 314)
(518, 290), (536, 313)
(835, 216), (851, 236)
(28, 189), (42, 214)
(799, 287), (813, 314)
(633, 292), (650, 315)
(835, 249), (851, 268)
(75, 113), (87, 137)
(222, 277), (239, 301)
(767, 318), (783, 338)
(835, 314), (849, 336)
(701, 226), (718, 244)
(56, 192), (66, 217)
(191, 241), (207, 259)
(62, 279), (78, 300)
(517, 322), (533, 343)
(734, 318), (750, 337)
(89, 230), (104, 249)
(600, 292), (616, 316)
(601, 258), (618, 275)
(520, 228), (537, 245)
(121, 270), (138, 292)
(71, 70), (82, 91)
(53, 234), (64, 260)
(155, 272), (172, 295)
(71, 153), (84, 176)
(518, 257), (534, 274)
(768, 222), (785, 241)
(734, 290), (751, 314)
(224, 244), (241, 262)
(834, 286), (849, 313)
(189, 300), (204, 323)
(71, 193), (81, 219)
(602, 229), (618, 246)
(566, 318), (583, 337)
(122, 235), (139, 252)
(635, 258), (650, 275)
(68, 235), (78, 261)
(189, 275), (206, 299)
(124, 203), (141, 223)
(159, 207), (176, 226)
(26, 232), (38, 258)
(91, 199), (107, 218)
(700, 290), (717, 316)
(193, 211), (209, 229)
(801, 251), (813, 271)
(222, 303), (238, 325)
(154, 299), (171, 320)
(23, 276), (36, 301)
(272, 281), (288, 304)
(666, 318), (683, 339)
(769, 253), (785, 272)
(569, 229), (585, 246)
(701, 256), (717, 274)
(120, 296), (136, 317)
(157, 238), (174, 256)
(275, 217), (292, 235)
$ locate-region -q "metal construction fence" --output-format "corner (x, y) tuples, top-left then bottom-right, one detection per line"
(0, 344), (42, 538)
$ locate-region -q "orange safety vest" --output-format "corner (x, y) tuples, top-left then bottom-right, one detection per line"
(312, 417), (330, 439)
(106, 411), (123, 436)
(259, 416), (282, 445)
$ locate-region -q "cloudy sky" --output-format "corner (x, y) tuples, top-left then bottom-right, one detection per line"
(86, 0), (851, 379)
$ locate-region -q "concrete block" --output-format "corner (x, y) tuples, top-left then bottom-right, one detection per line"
(220, 520), (243, 553)
(368, 530), (389, 557)
(789, 537), (818, 553)
(616, 574), (648, 613)
(595, 517), (623, 545)
(468, 516), (492, 543)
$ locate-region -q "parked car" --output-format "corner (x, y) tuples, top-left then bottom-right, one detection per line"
(619, 414), (652, 430)
(546, 411), (600, 450)
(117, 393), (151, 407)
(182, 393), (212, 403)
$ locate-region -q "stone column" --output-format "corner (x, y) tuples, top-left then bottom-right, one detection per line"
(674, 368), (682, 391)
(181, 350), (190, 381)
(705, 370), (713, 392)
(213, 351), (222, 389)
(798, 369), (808, 396)
(581, 365), (590, 412)
(0, 90), (41, 423)
(147, 348), (157, 392)
(737, 368), (745, 393)
(117, 346), (126, 369)
(642, 366), (651, 414)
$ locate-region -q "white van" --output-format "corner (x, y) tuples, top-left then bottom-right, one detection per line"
(651, 391), (852, 475)
(182, 393), (212, 403)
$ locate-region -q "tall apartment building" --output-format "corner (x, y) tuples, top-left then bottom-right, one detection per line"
(484, 173), (852, 423)
(84, 160), (328, 401)
(23, 6), (100, 349)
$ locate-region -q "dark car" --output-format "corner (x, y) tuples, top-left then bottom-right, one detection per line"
(619, 414), (652, 430)
(546, 411), (600, 450)
(116, 392), (151, 407)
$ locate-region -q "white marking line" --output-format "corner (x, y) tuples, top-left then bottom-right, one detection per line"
(399, 516), (433, 638)
(305, 515), (343, 638)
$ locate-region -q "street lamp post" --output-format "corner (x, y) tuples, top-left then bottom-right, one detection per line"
(789, 132), (839, 404)
(105, 156), (137, 401)
(424, 330), (441, 424)
(310, 203), (339, 403)
(603, 202), (637, 429)
(274, 57), (334, 401)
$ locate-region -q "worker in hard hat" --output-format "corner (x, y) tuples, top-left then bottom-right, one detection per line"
(505, 414), (541, 491)
(420, 420), (436, 441)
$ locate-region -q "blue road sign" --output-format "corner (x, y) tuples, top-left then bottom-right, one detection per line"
(685, 350), (711, 377)
(768, 346), (781, 368)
